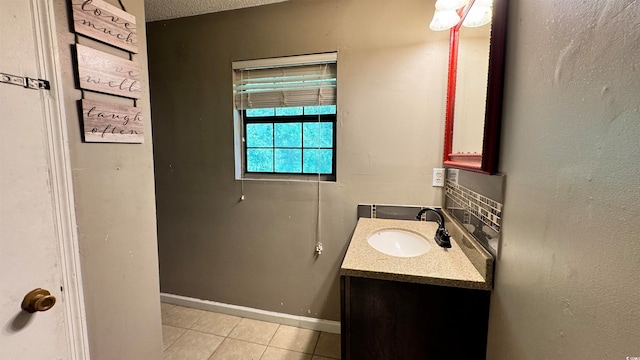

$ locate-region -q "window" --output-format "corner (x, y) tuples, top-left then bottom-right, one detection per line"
(244, 105), (336, 174)
(233, 54), (337, 180)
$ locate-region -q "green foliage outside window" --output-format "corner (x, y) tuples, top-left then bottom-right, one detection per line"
(245, 106), (336, 175)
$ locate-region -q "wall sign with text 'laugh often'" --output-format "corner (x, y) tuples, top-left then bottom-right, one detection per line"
(71, 0), (138, 53)
(82, 99), (144, 143)
(76, 44), (142, 99)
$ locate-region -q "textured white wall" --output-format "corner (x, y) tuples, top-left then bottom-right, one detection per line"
(488, 0), (640, 358)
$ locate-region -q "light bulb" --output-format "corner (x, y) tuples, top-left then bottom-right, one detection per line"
(462, 5), (492, 27)
(429, 9), (461, 31)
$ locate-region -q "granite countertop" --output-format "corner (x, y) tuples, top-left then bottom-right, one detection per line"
(340, 218), (492, 290)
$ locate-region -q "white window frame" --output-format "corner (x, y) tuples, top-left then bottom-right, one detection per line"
(233, 53), (338, 182)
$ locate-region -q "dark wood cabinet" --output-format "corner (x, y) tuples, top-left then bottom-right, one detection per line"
(341, 276), (491, 359)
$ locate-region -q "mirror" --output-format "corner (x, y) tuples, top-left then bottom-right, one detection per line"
(453, 25), (490, 155)
(443, 0), (507, 174)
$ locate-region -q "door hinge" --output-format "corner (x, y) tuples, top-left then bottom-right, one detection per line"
(1, 72), (50, 90)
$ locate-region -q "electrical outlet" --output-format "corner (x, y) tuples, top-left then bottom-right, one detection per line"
(448, 168), (459, 184)
(432, 168), (445, 187)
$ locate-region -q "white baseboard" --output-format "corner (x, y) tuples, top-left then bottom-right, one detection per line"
(160, 293), (341, 334)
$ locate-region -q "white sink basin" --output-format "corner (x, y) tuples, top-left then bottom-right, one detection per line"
(367, 229), (431, 257)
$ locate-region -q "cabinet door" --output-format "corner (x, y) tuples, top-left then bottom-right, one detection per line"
(342, 276), (490, 359)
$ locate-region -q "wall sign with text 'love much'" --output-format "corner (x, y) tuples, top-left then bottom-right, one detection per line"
(71, 0), (138, 53)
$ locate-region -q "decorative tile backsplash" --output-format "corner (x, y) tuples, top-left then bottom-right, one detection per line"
(357, 204), (441, 222)
(444, 168), (505, 256)
(445, 180), (502, 233)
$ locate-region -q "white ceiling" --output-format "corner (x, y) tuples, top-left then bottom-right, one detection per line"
(144, 0), (289, 22)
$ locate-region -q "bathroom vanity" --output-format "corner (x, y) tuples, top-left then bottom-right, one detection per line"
(340, 217), (493, 359)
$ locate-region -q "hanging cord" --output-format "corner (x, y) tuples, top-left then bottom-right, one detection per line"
(314, 63), (329, 256)
(239, 69), (246, 200)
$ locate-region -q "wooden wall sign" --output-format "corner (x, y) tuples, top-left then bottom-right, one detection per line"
(76, 44), (142, 99)
(71, 0), (138, 53)
(82, 99), (144, 143)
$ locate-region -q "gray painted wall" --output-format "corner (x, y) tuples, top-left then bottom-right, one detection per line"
(54, 0), (163, 358)
(147, 0), (448, 321)
(148, 0), (640, 357)
(488, 0), (640, 358)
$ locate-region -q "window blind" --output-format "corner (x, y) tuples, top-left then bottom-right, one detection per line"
(233, 55), (337, 110)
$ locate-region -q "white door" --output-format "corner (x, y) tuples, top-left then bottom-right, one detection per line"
(0, 1), (87, 359)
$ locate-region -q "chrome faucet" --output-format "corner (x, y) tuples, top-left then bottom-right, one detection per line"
(416, 207), (452, 248)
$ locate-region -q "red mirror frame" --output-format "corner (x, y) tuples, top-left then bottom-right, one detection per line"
(443, 0), (508, 174)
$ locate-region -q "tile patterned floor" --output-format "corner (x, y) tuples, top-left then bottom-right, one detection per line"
(162, 303), (341, 360)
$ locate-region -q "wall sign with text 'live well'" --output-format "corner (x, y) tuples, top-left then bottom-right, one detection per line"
(82, 99), (144, 143)
(76, 44), (142, 99)
(71, 0), (138, 53)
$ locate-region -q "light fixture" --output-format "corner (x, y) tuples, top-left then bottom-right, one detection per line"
(429, 9), (461, 31)
(429, 0), (493, 31)
(462, 0), (493, 28)
(429, 0), (469, 31)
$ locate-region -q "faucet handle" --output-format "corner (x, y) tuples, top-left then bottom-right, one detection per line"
(435, 227), (452, 248)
